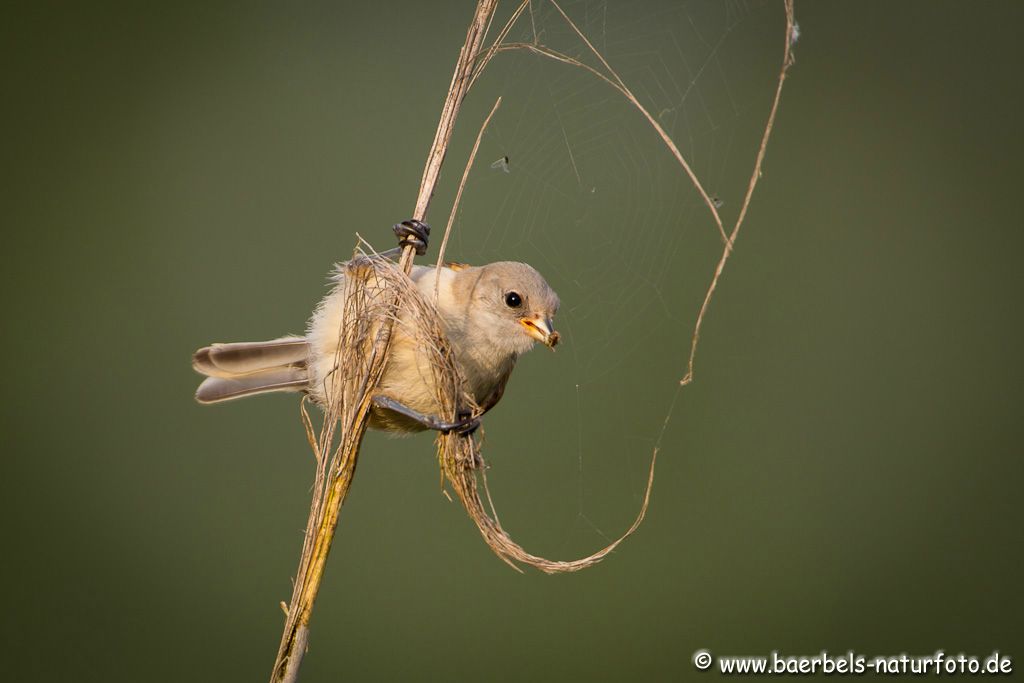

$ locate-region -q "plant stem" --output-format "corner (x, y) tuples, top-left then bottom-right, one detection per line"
(268, 2), (497, 681)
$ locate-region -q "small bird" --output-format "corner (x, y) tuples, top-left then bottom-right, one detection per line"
(192, 221), (560, 435)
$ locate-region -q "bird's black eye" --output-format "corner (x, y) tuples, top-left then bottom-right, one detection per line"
(504, 291), (522, 308)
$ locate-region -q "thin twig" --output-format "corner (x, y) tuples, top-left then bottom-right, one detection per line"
(467, 0), (533, 91)
(434, 96), (503, 301)
(681, 0), (795, 385)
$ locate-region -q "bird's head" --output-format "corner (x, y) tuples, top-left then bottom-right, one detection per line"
(467, 261), (560, 358)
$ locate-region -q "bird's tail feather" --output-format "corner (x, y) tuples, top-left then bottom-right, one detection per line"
(192, 337), (310, 403)
(192, 337), (308, 377)
(195, 368), (307, 403)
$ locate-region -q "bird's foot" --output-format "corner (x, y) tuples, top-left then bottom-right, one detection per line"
(365, 219), (430, 262)
(372, 395), (478, 437)
(392, 219), (430, 256)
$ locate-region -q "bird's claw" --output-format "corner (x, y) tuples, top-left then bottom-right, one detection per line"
(393, 219), (430, 256)
(441, 411), (480, 437)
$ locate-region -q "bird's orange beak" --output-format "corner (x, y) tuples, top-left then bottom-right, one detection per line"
(519, 315), (560, 349)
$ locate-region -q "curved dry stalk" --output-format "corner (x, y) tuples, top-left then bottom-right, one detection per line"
(487, 24), (729, 245)
(441, 434), (658, 573)
(681, 0), (796, 385)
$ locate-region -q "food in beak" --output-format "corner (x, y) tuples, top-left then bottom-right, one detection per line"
(519, 317), (560, 348)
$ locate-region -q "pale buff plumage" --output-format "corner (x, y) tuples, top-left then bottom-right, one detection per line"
(193, 261), (560, 434)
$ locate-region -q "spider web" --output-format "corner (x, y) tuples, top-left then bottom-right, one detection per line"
(435, 0), (785, 552)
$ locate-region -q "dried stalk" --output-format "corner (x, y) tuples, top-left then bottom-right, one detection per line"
(269, 2), (497, 681)
(438, 431), (657, 573)
(681, 0), (796, 385)
(434, 96), (503, 301)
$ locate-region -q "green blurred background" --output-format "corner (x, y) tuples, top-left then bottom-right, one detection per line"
(4, 1), (1022, 680)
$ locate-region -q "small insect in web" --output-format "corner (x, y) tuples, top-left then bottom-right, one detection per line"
(711, 195), (724, 209)
(490, 156), (511, 173)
